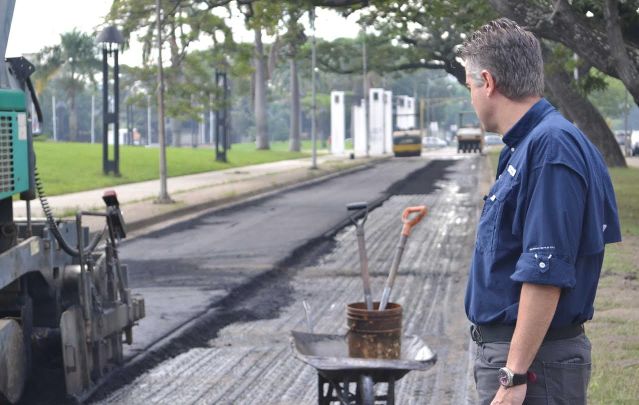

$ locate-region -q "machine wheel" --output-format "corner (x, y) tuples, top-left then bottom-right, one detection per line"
(0, 319), (26, 404)
(60, 306), (91, 400)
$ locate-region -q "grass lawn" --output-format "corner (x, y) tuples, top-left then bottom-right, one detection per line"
(34, 140), (312, 196)
(590, 165), (639, 404)
(489, 151), (639, 403)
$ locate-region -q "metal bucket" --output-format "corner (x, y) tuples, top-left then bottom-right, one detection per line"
(347, 302), (402, 359)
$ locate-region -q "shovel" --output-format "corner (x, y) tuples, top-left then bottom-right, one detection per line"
(347, 202), (374, 311)
(378, 206), (428, 311)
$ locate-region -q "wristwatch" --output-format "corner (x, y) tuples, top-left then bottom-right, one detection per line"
(498, 367), (527, 388)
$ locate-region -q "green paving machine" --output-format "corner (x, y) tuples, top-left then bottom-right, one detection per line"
(0, 1), (144, 403)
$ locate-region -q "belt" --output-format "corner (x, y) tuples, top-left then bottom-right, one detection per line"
(470, 323), (584, 344)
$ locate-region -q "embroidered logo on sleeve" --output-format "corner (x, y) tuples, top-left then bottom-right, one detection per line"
(603, 224), (607, 232)
(507, 165), (517, 177)
(529, 246), (555, 252)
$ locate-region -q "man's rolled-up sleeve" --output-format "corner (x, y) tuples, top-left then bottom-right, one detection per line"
(511, 163), (586, 288)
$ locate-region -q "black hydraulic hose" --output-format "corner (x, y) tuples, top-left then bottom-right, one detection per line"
(26, 77), (43, 124)
(34, 166), (106, 257)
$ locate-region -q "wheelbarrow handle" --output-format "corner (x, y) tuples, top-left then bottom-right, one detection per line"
(401, 206), (428, 236)
(379, 205), (428, 311)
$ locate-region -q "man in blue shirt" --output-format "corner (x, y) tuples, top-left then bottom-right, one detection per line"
(460, 18), (621, 405)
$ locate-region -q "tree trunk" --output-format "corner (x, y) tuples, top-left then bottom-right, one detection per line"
(254, 26), (269, 150)
(289, 58), (301, 152)
(169, 23), (182, 147)
(543, 51), (626, 167)
(602, 0), (639, 103)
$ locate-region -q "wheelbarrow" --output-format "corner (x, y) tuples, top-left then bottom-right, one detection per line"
(291, 331), (437, 405)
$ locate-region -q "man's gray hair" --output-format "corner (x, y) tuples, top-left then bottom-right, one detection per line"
(459, 18), (544, 100)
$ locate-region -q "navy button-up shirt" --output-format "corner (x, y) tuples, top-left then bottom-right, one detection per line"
(465, 99), (622, 328)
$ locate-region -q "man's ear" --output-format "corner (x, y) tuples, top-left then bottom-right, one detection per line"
(480, 70), (496, 97)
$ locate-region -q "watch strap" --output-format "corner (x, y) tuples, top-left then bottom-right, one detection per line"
(511, 372), (527, 386)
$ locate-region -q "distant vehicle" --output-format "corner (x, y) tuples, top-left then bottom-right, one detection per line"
(456, 112), (484, 153)
(484, 134), (504, 146)
(392, 129), (422, 157)
(422, 136), (448, 148)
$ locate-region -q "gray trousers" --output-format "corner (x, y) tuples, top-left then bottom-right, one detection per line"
(473, 333), (591, 405)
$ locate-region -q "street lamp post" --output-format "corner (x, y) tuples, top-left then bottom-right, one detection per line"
(147, 94), (152, 145)
(97, 25), (124, 176)
(362, 26), (369, 157)
(310, 7), (318, 169)
(215, 70), (228, 162)
(155, 0), (172, 203)
(425, 77), (431, 137)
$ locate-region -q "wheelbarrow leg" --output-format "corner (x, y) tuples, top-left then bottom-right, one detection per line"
(318, 374), (329, 405)
(358, 375), (374, 405)
(318, 373), (354, 405)
(387, 376), (395, 405)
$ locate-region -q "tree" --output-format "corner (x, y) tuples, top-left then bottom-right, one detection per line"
(281, 4), (307, 152)
(109, 0), (233, 146)
(34, 29), (100, 141)
(488, 0), (639, 106)
(240, 1), (284, 150)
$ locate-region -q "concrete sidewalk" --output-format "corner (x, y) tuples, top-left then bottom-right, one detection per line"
(13, 153), (384, 234)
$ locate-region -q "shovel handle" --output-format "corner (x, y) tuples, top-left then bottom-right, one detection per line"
(347, 202), (368, 211)
(401, 206), (428, 236)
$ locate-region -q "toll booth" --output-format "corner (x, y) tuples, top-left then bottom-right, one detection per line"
(384, 90), (393, 154)
(369, 88), (385, 155)
(330, 91), (345, 154)
(352, 100), (367, 157)
(396, 96), (416, 130)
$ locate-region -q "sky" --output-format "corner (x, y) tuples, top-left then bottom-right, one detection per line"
(5, 0), (362, 66)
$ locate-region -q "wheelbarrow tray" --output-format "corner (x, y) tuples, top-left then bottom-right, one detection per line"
(291, 331), (436, 380)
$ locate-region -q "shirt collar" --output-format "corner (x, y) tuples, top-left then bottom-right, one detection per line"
(502, 98), (555, 148)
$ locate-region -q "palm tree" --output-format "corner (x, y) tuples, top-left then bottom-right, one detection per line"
(34, 29), (100, 141)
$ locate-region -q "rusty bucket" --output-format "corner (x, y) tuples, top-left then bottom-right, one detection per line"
(347, 302), (402, 359)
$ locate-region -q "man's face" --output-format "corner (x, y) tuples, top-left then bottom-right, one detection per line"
(465, 71), (496, 133)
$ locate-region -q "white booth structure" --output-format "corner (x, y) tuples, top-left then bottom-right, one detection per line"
(384, 90), (393, 154)
(330, 91), (345, 154)
(352, 101), (367, 157)
(396, 95), (416, 130)
(340, 88), (396, 157)
(368, 88), (385, 155)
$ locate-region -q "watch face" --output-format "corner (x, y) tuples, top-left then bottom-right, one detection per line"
(498, 368), (511, 386)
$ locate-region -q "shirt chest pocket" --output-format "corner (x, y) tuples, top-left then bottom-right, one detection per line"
(477, 173), (518, 253)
